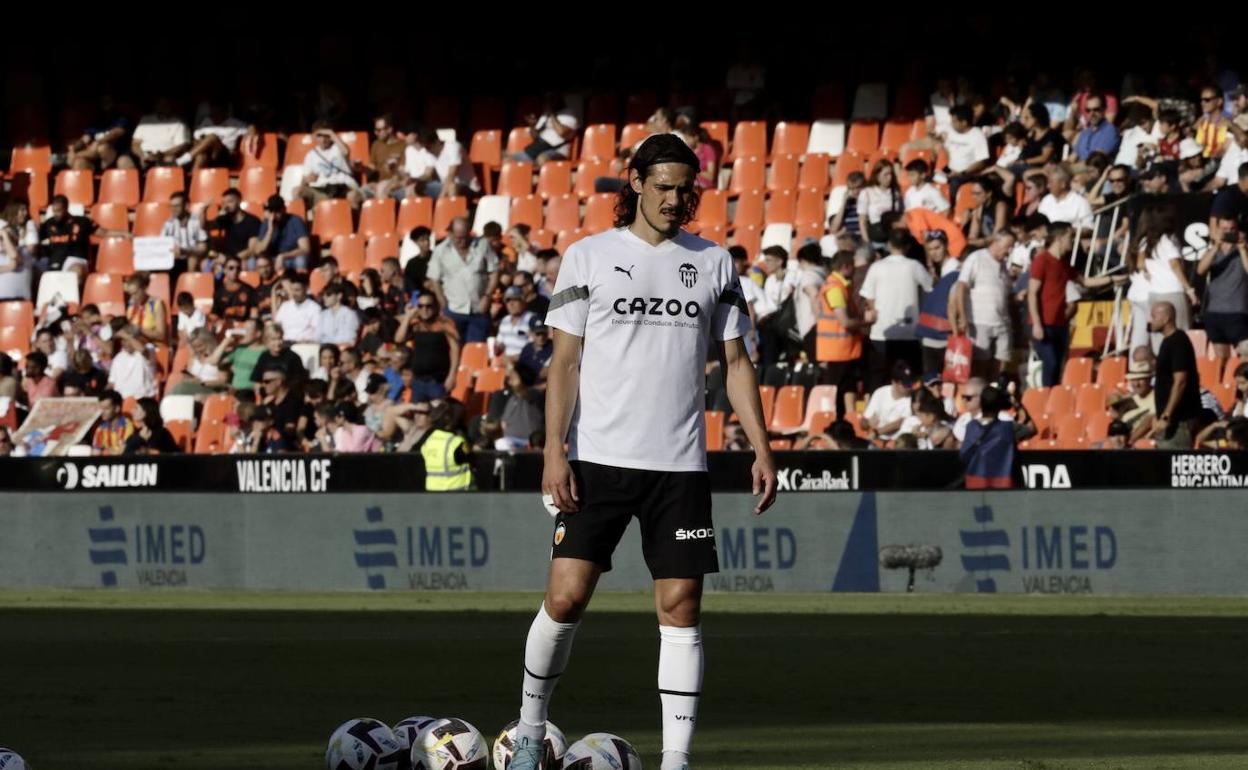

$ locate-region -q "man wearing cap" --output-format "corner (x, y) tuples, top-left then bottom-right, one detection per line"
(516, 316), (553, 387)
(497, 285), (536, 361)
(248, 195), (311, 272)
(1116, 360), (1158, 445)
(510, 133), (775, 770)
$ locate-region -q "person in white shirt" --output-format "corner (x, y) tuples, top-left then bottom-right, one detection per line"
(951, 377), (1014, 443)
(160, 192), (209, 273)
(402, 128), (480, 199)
(858, 161), (903, 244)
(950, 232), (1017, 378)
(514, 98), (581, 164)
(1132, 209), (1198, 338)
(942, 105), (991, 203)
(903, 158), (950, 215)
(107, 330), (157, 399)
(859, 229), (934, 389)
(299, 126), (359, 208)
(757, 245), (795, 365)
(130, 99), (190, 168)
(175, 292), (207, 345)
(509, 225), (541, 274)
(862, 361), (918, 441)
(496, 286), (535, 360)
(273, 275), (322, 344)
(1037, 165), (1093, 225)
(317, 284), (360, 346)
(794, 243), (829, 358)
(181, 102), (249, 169)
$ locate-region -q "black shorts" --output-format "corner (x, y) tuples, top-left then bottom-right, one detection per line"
(551, 461), (718, 579)
(1204, 312), (1248, 346)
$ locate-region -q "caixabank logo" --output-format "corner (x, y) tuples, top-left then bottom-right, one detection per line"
(85, 506), (206, 587)
(352, 507), (489, 591)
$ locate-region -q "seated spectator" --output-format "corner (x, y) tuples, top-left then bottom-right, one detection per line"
(1091, 419), (1133, 449)
(357, 114), (407, 202)
(67, 95), (134, 171)
(862, 361), (916, 442)
(21, 351), (59, 406)
(516, 317), (553, 386)
(161, 192), (210, 274)
(208, 189), (262, 264)
(402, 128), (480, 199)
(91, 390), (134, 456)
(899, 389), (956, 449)
(1178, 138), (1217, 192)
(273, 273), (321, 344)
(494, 366), (545, 452)
(902, 159), (950, 215)
(952, 377), (1015, 443)
(175, 292), (207, 345)
(245, 405), (291, 454)
(250, 195), (312, 272)
(1037, 165), (1092, 225)
(298, 124), (360, 209)
(858, 160), (903, 245)
(1072, 95), (1120, 162)
(961, 177), (1010, 250)
(311, 344), (341, 382)
(130, 99), (191, 168)
(0, 426), (11, 457)
(253, 255), (281, 315)
(317, 284), (360, 346)
(339, 347), (371, 403)
(32, 327), (69, 380)
(508, 225), (540, 274)
(259, 367), (301, 444)
(0, 220), (30, 302)
(513, 95), (580, 165)
(250, 324), (307, 393)
(171, 328), (228, 397)
(123, 397), (181, 455)
(496, 287), (535, 360)
(184, 102), (249, 169)
(1230, 363), (1248, 419)
(60, 349), (107, 397)
(362, 373), (394, 443)
(960, 385), (1017, 488)
(297, 379), (328, 446)
(38, 195), (126, 274)
(0, 376), (23, 432)
(330, 402), (382, 453)
(829, 420), (872, 450)
(315, 256), (359, 307)
(213, 256), (259, 322)
(124, 272), (169, 345)
(395, 290), (461, 401)
(106, 329), (157, 399)
(512, 270), (549, 319)
(225, 402), (257, 454)
(356, 268), (385, 312)
(378, 257), (408, 317)
(893, 433), (920, 449)
(213, 319), (264, 393)
(390, 400), (435, 452)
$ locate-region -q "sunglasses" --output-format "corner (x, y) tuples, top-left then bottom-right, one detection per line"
(1087, 106), (1104, 113)
(962, 394), (979, 401)
(416, 304), (436, 309)
(1109, 177), (1128, 183)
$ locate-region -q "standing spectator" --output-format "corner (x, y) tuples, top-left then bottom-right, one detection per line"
(250, 195), (312, 271)
(123, 273), (168, 345)
(1197, 215), (1248, 378)
(1037, 165), (1093, 226)
(273, 274), (321, 344)
(862, 361), (917, 442)
(858, 160), (903, 246)
(130, 99), (190, 168)
(106, 330), (157, 399)
(755, 245), (795, 366)
(122, 397), (181, 455)
(378, 258), (408, 317)
(403, 226), (435, 294)
(1132, 206), (1197, 334)
(951, 232), (1017, 378)
(496, 287), (535, 360)
(1072, 95), (1120, 162)
(298, 124), (360, 209)
(259, 367), (302, 444)
(21, 352), (59, 406)
(512, 270), (549, 319)
(91, 390), (134, 456)
(916, 233), (960, 379)
(161, 192), (210, 275)
(860, 229), (933, 389)
(959, 386), (1017, 489)
(207, 189), (262, 263)
(903, 159), (950, 215)
(794, 243), (829, 361)
(1027, 223), (1124, 386)
(317, 284), (360, 346)
(1151, 302), (1202, 448)
(427, 217), (500, 343)
(213, 256), (258, 321)
(395, 291), (461, 401)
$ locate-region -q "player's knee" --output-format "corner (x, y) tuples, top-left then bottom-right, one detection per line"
(545, 590), (590, 623)
(656, 592), (701, 627)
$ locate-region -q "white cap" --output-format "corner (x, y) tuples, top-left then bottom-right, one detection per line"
(1179, 138), (1204, 160)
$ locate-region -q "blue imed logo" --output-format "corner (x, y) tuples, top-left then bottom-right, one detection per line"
(353, 507), (398, 590)
(88, 506), (128, 587)
(960, 505), (1011, 593)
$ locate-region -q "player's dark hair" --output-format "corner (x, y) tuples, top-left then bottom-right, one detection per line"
(614, 134), (702, 229)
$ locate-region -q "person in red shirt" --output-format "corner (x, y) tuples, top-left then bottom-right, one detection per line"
(1027, 222), (1125, 386)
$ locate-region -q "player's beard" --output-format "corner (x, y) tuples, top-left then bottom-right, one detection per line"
(643, 198), (683, 238)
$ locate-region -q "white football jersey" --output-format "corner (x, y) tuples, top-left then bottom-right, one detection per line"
(544, 227), (751, 471)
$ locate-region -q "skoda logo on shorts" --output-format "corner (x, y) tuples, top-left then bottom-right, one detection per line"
(678, 263), (698, 288)
(554, 522), (566, 546)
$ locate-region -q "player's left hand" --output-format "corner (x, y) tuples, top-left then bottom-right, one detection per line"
(751, 452), (778, 515)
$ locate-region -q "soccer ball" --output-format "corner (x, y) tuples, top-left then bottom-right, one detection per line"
(393, 715), (438, 754)
(561, 733), (642, 769)
(0, 748), (27, 770)
(412, 717), (488, 770)
(326, 718), (405, 770)
(492, 720), (568, 768)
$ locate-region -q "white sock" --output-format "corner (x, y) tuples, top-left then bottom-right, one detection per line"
(517, 603), (579, 744)
(659, 624), (703, 769)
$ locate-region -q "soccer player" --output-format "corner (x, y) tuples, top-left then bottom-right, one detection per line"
(509, 134), (779, 770)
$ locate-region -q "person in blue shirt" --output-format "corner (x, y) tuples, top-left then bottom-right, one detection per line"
(1073, 95), (1120, 162)
(515, 316), (553, 387)
(250, 195), (312, 271)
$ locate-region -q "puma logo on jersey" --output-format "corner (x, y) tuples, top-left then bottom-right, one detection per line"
(614, 265), (635, 280)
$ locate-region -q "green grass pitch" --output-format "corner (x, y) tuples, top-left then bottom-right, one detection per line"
(3, 590), (1248, 769)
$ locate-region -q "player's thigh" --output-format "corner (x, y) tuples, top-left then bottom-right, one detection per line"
(637, 471), (718, 581)
(550, 462), (640, 573)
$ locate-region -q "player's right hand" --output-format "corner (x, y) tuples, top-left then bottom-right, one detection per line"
(542, 453), (579, 513)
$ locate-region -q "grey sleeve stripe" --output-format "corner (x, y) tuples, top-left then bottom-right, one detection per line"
(548, 285), (590, 311)
(717, 289), (749, 314)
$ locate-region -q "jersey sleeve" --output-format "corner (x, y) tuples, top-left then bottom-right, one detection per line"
(710, 250), (752, 342)
(543, 243), (590, 338)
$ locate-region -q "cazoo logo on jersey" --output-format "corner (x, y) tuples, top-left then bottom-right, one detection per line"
(58, 462), (159, 490)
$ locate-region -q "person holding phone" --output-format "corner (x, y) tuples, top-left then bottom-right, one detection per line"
(1197, 215), (1248, 381)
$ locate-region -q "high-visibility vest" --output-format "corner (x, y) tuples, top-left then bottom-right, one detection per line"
(815, 272), (863, 363)
(421, 429), (472, 491)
